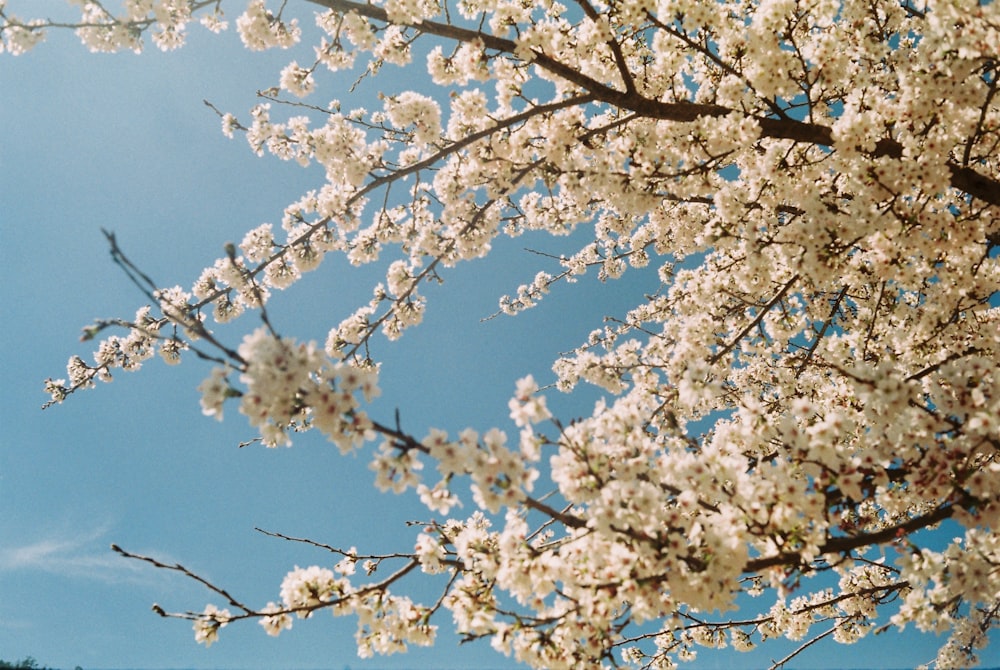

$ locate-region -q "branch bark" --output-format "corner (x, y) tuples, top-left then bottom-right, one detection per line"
(744, 501), (957, 573)
(306, 0), (1000, 207)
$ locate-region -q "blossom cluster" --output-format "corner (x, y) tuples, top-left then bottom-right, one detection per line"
(236, 0), (299, 51)
(234, 557), (438, 657)
(1, 0), (229, 54)
(196, 327), (379, 449)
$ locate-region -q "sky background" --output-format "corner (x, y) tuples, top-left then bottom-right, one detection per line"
(1, 2), (997, 669)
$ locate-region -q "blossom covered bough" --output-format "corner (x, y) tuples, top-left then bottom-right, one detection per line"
(6, 0), (1000, 667)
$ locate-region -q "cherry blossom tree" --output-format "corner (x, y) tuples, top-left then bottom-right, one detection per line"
(5, 0), (1000, 667)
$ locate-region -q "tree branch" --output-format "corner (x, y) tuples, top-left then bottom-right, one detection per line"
(744, 501), (957, 573)
(306, 0), (1000, 206)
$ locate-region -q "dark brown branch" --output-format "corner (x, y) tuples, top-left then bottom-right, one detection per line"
(111, 544), (254, 614)
(744, 501), (957, 573)
(710, 275), (799, 365)
(103, 229), (245, 364)
(768, 626), (837, 670)
(522, 495), (587, 529)
(306, 0), (1000, 206)
(572, 0), (637, 94)
(115, 540), (426, 622)
(796, 285), (849, 374)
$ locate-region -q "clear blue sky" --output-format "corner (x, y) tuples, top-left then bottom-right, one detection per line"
(0, 3), (995, 670)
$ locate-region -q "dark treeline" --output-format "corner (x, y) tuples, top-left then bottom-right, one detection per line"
(0, 658), (80, 670)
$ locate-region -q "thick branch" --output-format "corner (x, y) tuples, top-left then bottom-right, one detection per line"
(306, 0), (1000, 206)
(744, 501), (957, 573)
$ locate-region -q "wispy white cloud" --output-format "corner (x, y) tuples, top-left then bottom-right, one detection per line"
(0, 524), (164, 585)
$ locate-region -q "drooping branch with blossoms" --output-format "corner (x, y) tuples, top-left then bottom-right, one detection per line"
(7, 0), (1000, 667)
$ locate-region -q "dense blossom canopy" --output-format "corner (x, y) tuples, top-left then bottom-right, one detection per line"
(5, 0), (1000, 667)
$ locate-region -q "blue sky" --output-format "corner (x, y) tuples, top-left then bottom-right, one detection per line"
(1, 3), (996, 670)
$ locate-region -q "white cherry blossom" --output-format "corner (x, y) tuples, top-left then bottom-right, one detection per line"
(15, 0), (1000, 667)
